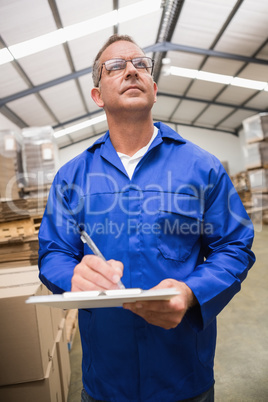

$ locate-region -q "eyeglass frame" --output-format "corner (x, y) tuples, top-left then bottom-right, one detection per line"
(98, 57), (154, 86)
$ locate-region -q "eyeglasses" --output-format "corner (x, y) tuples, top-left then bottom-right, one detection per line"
(98, 57), (154, 85)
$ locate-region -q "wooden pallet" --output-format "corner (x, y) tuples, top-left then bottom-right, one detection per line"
(0, 197), (47, 223)
(0, 235), (39, 267)
(0, 216), (42, 241)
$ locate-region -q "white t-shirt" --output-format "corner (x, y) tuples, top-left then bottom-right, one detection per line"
(117, 126), (158, 179)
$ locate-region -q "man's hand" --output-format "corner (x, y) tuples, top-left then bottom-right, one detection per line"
(71, 255), (124, 291)
(123, 279), (197, 330)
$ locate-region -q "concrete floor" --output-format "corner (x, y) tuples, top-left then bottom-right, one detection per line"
(67, 226), (268, 402)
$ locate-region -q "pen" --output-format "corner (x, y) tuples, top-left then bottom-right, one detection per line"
(80, 230), (125, 289)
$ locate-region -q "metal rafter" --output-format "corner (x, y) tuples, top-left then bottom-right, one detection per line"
(48, 0), (90, 140)
(157, 92), (262, 113)
(0, 66), (92, 108)
(192, 39), (268, 129)
(0, 35), (60, 128)
(214, 38), (268, 130)
(153, 0), (185, 83)
(144, 42), (268, 66)
(1, 105), (28, 128)
(2, 42), (268, 109)
(57, 117), (238, 151)
(169, 0), (245, 121)
(113, 0), (119, 34)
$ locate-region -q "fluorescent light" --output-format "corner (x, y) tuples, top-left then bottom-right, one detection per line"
(162, 58), (171, 65)
(231, 77), (267, 91)
(118, 0), (161, 23)
(0, 48), (14, 65)
(0, 0), (161, 64)
(197, 71), (232, 85)
(168, 65), (268, 91)
(64, 11), (118, 42)
(54, 114), (107, 138)
(9, 29), (66, 59)
(169, 66), (198, 79)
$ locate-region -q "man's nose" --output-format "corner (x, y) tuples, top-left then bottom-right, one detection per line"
(124, 61), (139, 78)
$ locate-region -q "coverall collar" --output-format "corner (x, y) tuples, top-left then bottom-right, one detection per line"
(87, 122), (186, 176)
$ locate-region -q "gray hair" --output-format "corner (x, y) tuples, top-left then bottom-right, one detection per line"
(92, 34), (144, 87)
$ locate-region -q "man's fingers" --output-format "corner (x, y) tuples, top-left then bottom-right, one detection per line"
(124, 295), (183, 313)
(123, 305), (182, 329)
(71, 255), (124, 291)
(83, 255), (123, 284)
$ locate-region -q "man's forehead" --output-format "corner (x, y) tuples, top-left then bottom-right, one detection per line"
(100, 40), (144, 62)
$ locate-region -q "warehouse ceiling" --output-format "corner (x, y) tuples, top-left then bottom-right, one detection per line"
(0, 0), (268, 149)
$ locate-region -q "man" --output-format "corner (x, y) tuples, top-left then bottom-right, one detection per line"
(38, 34), (255, 402)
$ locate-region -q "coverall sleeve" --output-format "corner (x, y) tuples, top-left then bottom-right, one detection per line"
(184, 164), (255, 331)
(38, 173), (84, 294)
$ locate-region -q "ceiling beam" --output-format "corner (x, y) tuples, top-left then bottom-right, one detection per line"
(160, 119), (238, 136)
(52, 109), (102, 130)
(171, 0), (245, 122)
(51, 90), (261, 132)
(157, 92), (262, 113)
(48, 0), (90, 117)
(113, 0), (119, 34)
(0, 105), (28, 128)
(0, 35), (60, 126)
(51, 88), (261, 137)
(57, 117), (238, 151)
(192, 37), (268, 128)
(145, 42), (268, 66)
(1, 40), (268, 109)
(57, 118), (238, 151)
(0, 66), (93, 107)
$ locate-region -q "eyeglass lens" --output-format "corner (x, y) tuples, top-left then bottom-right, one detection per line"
(105, 57), (153, 71)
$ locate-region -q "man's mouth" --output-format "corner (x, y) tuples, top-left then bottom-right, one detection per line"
(124, 86), (142, 93)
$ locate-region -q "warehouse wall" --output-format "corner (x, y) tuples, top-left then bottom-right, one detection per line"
(174, 124), (246, 175)
(58, 124), (246, 175)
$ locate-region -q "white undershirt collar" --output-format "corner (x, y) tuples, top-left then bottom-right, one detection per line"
(117, 126), (158, 179)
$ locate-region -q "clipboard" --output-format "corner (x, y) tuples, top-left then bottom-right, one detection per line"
(26, 288), (180, 309)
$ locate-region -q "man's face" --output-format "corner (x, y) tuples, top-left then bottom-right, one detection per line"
(92, 40), (157, 116)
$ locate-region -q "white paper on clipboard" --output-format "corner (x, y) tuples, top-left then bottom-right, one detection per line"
(25, 288), (180, 309)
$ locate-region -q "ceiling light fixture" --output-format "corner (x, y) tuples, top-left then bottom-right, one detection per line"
(0, 48), (14, 64)
(168, 66), (268, 91)
(0, 0), (161, 65)
(54, 114), (107, 138)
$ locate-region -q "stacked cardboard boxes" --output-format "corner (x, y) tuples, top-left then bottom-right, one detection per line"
(0, 198), (46, 268)
(230, 170), (252, 207)
(0, 130), (24, 200)
(21, 126), (59, 198)
(242, 113), (268, 225)
(0, 126), (59, 201)
(0, 267), (71, 402)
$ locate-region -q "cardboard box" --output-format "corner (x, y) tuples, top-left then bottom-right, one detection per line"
(248, 168), (268, 193)
(244, 141), (268, 169)
(50, 304), (66, 339)
(0, 342), (62, 402)
(56, 319), (71, 402)
(0, 270), (54, 386)
(0, 130), (24, 200)
(21, 126), (59, 188)
(243, 113), (268, 143)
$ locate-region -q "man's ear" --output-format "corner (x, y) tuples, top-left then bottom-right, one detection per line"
(91, 87), (104, 108)
(153, 81), (158, 103)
